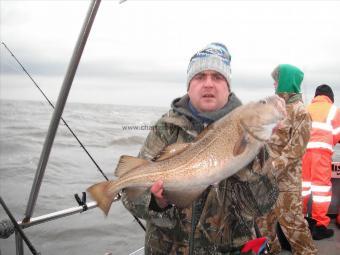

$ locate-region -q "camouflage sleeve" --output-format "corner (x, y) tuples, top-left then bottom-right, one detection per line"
(234, 147), (279, 217)
(121, 116), (180, 224)
(269, 103), (311, 172)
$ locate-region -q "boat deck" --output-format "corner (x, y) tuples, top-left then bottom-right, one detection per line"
(280, 219), (339, 255)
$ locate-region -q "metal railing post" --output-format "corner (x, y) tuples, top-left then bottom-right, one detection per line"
(23, 0), (101, 223)
(15, 231), (24, 255)
(16, 0), (102, 253)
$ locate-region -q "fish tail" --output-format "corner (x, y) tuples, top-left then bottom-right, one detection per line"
(87, 181), (118, 216)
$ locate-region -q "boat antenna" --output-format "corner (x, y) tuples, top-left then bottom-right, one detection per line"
(1, 41), (109, 181)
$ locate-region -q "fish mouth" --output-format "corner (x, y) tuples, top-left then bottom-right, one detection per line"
(240, 120), (277, 142)
(240, 120), (266, 142)
(265, 95), (287, 118)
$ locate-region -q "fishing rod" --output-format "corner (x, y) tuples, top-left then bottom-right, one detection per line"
(1, 41), (146, 232)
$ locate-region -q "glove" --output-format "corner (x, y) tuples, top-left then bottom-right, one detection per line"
(241, 237), (268, 255)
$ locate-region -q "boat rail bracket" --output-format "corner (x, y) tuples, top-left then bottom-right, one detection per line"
(0, 197), (41, 254)
(74, 192), (88, 212)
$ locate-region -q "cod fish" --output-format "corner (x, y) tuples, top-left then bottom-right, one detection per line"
(88, 95), (286, 215)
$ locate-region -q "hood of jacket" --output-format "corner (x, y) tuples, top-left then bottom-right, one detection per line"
(170, 92), (242, 129)
(273, 64), (304, 94)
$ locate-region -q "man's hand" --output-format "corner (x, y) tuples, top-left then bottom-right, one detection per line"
(150, 180), (168, 208)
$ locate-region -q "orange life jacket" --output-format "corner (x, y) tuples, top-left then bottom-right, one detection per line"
(306, 95), (340, 153)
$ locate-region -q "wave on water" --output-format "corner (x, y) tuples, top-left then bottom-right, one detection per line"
(109, 135), (146, 146)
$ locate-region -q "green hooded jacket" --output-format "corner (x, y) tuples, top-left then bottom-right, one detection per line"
(272, 64), (304, 94)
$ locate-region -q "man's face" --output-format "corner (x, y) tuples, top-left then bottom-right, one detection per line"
(188, 70), (230, 112)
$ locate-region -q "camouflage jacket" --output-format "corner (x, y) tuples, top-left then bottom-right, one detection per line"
(121, 94), (279, 255)
(268, 93), (311, 191)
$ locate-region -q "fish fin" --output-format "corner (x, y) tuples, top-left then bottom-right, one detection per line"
(114, 155), (149, 177)
(87, 181), (118, 216)
(163, 187), (205, 208)
(233, 132), (249, 156)
(156, 143), (190, 161)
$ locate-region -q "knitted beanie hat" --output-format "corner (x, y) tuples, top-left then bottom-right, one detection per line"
(187, 42), (231, 89)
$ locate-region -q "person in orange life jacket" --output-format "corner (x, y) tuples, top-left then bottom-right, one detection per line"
(302, 84), (340, 240)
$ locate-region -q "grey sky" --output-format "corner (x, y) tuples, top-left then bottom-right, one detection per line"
(0, 0), (339, 106)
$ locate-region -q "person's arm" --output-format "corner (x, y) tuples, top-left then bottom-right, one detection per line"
(270, 104), (311, 172)
(233, 147), (279, 217)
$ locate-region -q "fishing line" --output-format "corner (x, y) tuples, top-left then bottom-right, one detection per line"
(1, 41), (146, 232)
(1, 41), (109, 181)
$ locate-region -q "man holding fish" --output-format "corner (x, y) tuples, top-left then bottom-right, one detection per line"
(88, 43), (287, 254)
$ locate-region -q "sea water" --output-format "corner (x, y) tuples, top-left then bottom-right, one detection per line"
(0, 100), (166, 255)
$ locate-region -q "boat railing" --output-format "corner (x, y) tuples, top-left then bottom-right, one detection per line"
(1, 1), (103, 254)
(0, 1), (145, 253)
